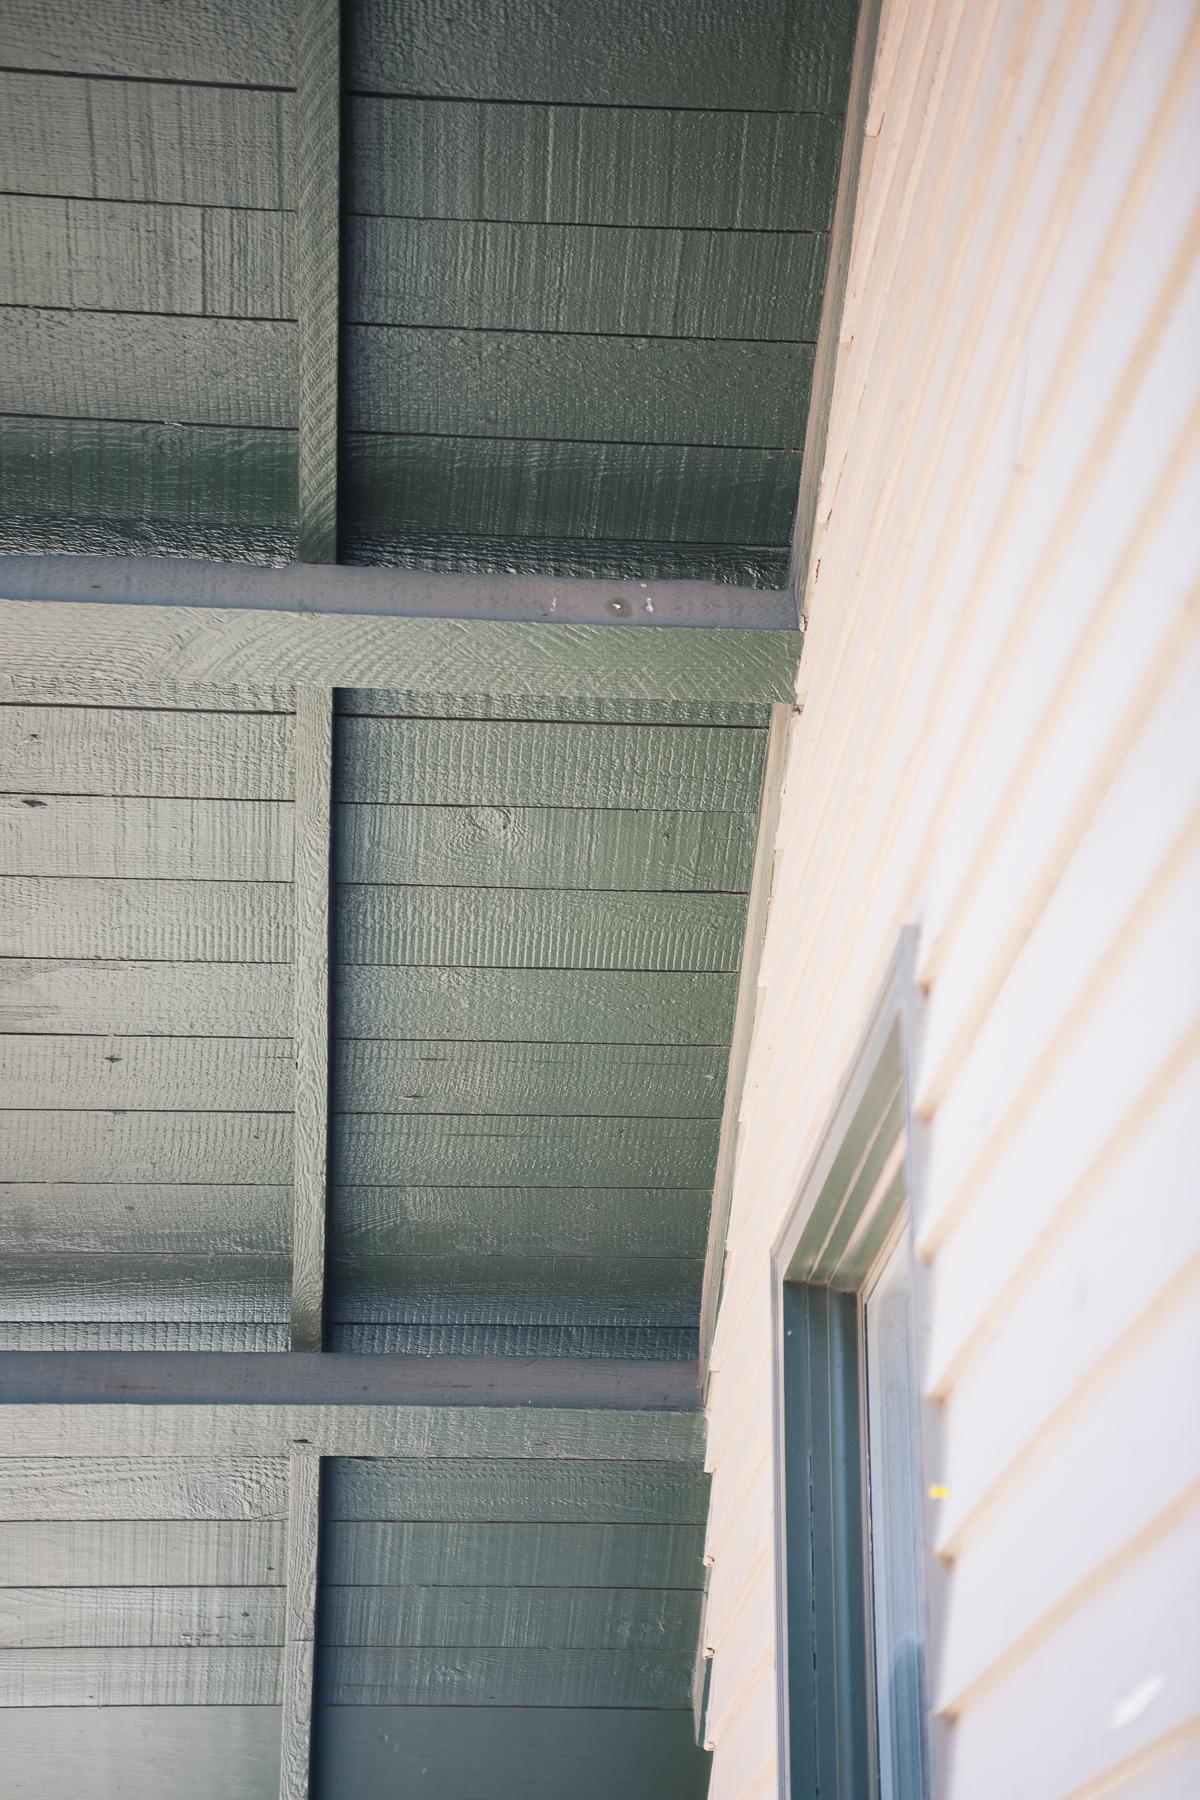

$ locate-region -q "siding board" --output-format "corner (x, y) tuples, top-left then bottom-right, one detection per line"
(0, 706), (294, 800)
(331, 1114), (718, 1190)
(0, 796), (293, 880)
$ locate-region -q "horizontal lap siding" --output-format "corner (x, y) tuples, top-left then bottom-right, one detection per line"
(0, 697), (295, 1349)
(0, 1), (297, 563)
(703, 3), (1200, 1797)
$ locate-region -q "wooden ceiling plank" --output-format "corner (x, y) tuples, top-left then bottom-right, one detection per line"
(295, 0), (341, 562)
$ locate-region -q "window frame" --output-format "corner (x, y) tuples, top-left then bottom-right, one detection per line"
(770, 928), (944, 1800)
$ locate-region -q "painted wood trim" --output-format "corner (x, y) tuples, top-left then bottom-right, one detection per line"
(0, 1403), (707, 1461)
(788, 0), (884, 604)
(0, 597), (801, 703)
(291, 687), (332, 1352)
(0, 1354), (701, 1410)
(295, 0), (339, 563)
(280, 1445), (320, 1800)
(699, 700), (793, 1369)
(0, 553), (797, 632)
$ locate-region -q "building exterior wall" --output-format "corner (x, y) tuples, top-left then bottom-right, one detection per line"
(701, 1), (1200, 1794)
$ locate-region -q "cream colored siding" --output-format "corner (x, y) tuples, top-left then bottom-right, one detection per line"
(702, 0), (1200, 1794)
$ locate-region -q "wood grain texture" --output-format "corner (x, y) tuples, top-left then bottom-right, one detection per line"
(337, 692), (768, 727)
(333, 1040), (727, 1118)
(280, 1446), (320, 1800)
(0, 197), (293, 319)
(342, 524), (791, 590)
(3, 1110), (291, 1183)
(336, 716), (765, 810)
(0, 0), (294, 84)
(323, 1520), (704, 1589)
(345, 217), (826, 339)
(0, 1034), (293, 1112)
(334, 1185), (708, 1258)
(0, 310), (294, 428)
(0, 1182), (289, 1255)
(331, 1114), (718, 1190)
(0, 1254), (289, 1324)
(319, 1584), (700, 1651)
(0, 1322), (290, 1351)
(344, 328), (813, 447)
(0, 601), (802, 705)
(346, 98), (839, 230)
(295, 0), (341, 564)
(330, 1323), (697, 1358)
(322, 1458), (706, 1524)
(342, 433), (799, 549)
(0, 704), (294, 799)
(0, 1585), (284, 1648)
(0, 1457), (287, 1521)
(1, 876), (292, 962)
(0, 1644), (283, 1707)
(0, 1707), (281, 1800)
(291, 687), (332, 1352)
(346, 0), (854, 108)
(0, 73), (295, 208)
(1, 673), (295, 713)
(335, 802), (755, 892)
(318, 1644), (692, 1707)
(0, 1519), (286, 1587)
(335, 884), (746, 972)
(336, 966), (738, 1045)
(0, 795), (293, 880)
(328, 1255), (701, 1328)
(1, 959), (292, 1035)
(0, 417), (297, 564)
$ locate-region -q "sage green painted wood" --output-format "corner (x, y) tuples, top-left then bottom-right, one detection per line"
(0, 1321), (290, 1350)
(0, 1458), (287, 1522)
(1, 674), (295, 713)
(347, 0), (854, 109)
(2, 1403), (706, 1460)
(346, 217), (826, 340)
(0, 1035), (293, 1112)
(2, 876), (292, 961)
(331, 1323), (696, 1358)
(345, 328), (812, 447)
(0, 796), (293, 880)
(280, 1445), (320, 1800)
(320, 1588), (700, 1653)
(295, 0), (341, 566)
(337, 966), (737, 1045)
(0, 310), (294, 428)
(337, 717), (765, 811)
(1, 1707), (281, 1800)
(346, 98), (839, 230)
(0, 1585), (284, 1648)
(0, 418), (297, 563)
(335, 884), (745, 972)
(0, 1644), (283, 1706)
(338, 691), (768, 727)
(323, 1458), (706, 1524)
(290, 685), (333, 1353)
(323, 1519), (708, 1591)
(344, 523), (790, 589)
(0, 198), (293, 320)
(0, 73), (294, 208)
(333, 1040), (726, 1118)
(1, 959), (292, 1035)
(329, 1255), (700, 1327)
(0, 1184), (289, 1255)
(336, 803), (754, 893)
(319, 1644), (692, 1708)
(335, 1186), (707, 1258)
(0, 705), (294, 799)
(0, 1519), (286, 1587)
(342, 433), (798, 549)
(0, 600), (801, 705)
(0, 1255), (289, 1323)
(4, 1110), (291, 1184)
(332, 1114), (718, 1189)
(0, 0), (294, 84)
(314, 1706), (708, 1800)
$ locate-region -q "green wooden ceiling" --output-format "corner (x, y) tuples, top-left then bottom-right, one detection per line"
(0, 0), (856, 586)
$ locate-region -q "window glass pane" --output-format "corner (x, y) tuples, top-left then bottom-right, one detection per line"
(864, 1228), (928, 1800)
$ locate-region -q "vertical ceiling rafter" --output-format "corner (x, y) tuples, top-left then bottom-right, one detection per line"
(296, 0), (342, 562)
(280, 1441), (322, 1800)
(291, 686), (333, 1351)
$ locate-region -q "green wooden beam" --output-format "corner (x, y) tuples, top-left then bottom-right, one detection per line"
(295, 0), (340, 561)
(280, 1446), (320, 1800)
(290, 689), (332, 1351)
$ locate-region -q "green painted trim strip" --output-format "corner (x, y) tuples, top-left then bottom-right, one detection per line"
(295, 0), (340, 561)
(0, 599), (801, 703)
